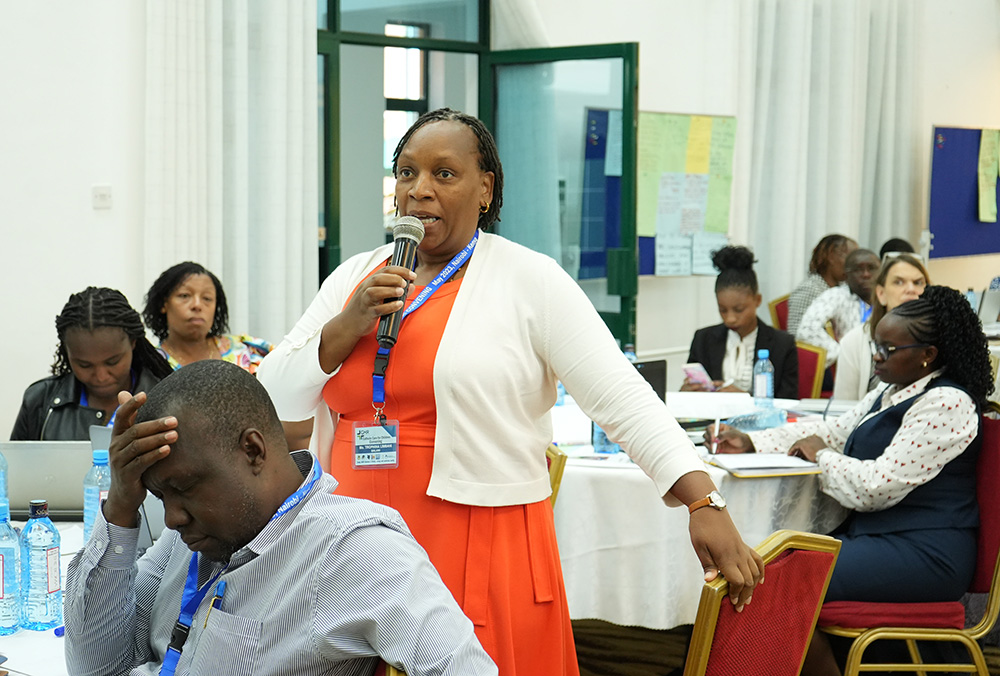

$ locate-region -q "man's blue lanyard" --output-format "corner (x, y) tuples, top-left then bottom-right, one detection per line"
(159, 461), (321, 676)
(860, 299), (873, 323)
(371, 231), (478, 421)
(80, 370), (137, 427)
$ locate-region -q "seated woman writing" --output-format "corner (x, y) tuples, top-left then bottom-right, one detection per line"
(833, 252), (928, 401)
(11, 287), (173, 440)
(682, 245), (798, 398)
(142, 261), (272, 374)
(709, 285), (993, 676)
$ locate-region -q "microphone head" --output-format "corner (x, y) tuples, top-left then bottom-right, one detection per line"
(392, 216), (425, 244)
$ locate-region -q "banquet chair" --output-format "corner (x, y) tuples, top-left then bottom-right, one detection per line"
(817, 410), (1000, 675)
(682, 530), (841, 676)
(769, 294), (790, 331)
(796, 342), (827, 399)
(546, 443), (568, 506)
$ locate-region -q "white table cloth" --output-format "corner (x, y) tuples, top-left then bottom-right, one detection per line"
(553, 457), (847, 630)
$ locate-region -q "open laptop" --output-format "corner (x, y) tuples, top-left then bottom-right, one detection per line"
(4, 432), (165, 547)
(634, 359), (667, 402)
(979, 288), (1000, 324)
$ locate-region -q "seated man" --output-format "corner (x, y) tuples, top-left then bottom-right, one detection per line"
(64, 360), (496, 676)
(796, 248), (880, 364)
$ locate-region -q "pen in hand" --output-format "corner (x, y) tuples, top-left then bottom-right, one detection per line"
(710, 418), (720, 454)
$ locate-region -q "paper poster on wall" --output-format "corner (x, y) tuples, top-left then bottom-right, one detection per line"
(638, 112), (736, 276)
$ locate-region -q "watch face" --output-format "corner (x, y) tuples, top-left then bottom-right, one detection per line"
(710, 490), (726, 509)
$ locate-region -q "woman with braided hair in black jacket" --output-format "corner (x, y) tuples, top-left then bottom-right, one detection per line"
(12, 287), (172, 440)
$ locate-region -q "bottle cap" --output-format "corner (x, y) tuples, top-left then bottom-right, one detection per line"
(758, 349), (770, 359)
(28, 499), (49, 518)
(0, 499), (9, 522)
(93, 449), (110, 465)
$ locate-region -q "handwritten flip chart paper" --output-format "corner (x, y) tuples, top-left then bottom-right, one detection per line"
(979, 129), (999, 223)
(692, 232), (730, 275)
(638, 112), (736, 275)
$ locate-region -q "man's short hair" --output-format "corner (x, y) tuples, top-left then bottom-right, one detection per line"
(136, 360), (284, 448)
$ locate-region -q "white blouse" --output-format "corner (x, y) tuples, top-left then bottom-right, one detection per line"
(748, 370), (979, 512)
(721, 327), (758, 392)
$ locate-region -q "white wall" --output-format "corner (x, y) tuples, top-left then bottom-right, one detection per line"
(0, 1), (146, 436)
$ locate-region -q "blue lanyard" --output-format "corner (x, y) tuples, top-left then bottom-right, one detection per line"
(371, 231), (478, 417)
(159, 461), (321, 675)
(860, 299), (872, 323)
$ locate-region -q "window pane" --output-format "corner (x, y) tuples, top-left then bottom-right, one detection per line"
(384, 24), (425, 100)
(495, 58), (625, 313)
(339, 0), (479, 42)
(317, 0), (329, 30)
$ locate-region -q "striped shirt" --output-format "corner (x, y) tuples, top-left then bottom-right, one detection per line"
(64, 451), (497, 676)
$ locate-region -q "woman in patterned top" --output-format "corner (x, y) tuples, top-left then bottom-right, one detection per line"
(710, 285), (993, 675)
(142, 262), (272, 374)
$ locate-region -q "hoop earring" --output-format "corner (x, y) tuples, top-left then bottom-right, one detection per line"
(480, 202), (490, 214)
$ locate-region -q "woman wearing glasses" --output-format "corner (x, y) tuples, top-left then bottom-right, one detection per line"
(710, 285), (993, 674)
(833, 253), (929, 401)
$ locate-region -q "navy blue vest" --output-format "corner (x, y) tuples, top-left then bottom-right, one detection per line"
(842, 377), (981, 536)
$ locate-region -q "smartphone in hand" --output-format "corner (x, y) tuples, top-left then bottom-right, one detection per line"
(682, 362), (716, 390)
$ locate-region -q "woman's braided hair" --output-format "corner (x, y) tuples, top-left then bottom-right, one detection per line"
(391, 108), (504, 231)
(52, 287), (173, 379)
(890, 285), (994, 406)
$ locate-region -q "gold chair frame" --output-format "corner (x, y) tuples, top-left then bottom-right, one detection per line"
(546, 443), (568, 506)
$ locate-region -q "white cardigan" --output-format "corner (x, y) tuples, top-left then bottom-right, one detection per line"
(257, 232), (705, 507)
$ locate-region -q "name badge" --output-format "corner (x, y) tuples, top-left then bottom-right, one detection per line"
(352, 420), (400, 469)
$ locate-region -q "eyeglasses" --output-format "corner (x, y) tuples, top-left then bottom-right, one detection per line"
(869, 342), (930, 360)
(882, 251), (925, 264)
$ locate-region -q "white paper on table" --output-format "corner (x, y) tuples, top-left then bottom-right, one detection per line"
(664, 391), (757, 420)
(708, 453), (820, 477)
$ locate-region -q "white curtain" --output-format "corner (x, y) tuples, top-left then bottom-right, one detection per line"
(143, 0), (318, 344)
(733, 0), (919, 304)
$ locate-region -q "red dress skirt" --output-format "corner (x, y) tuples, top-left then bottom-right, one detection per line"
(323, 272), (579, 676)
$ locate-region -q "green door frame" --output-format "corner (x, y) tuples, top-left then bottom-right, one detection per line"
(481, 43), (640, 344)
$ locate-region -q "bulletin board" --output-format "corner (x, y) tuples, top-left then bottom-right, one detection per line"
(635, 112), (736, 275)
(928, 126), (1000, 258)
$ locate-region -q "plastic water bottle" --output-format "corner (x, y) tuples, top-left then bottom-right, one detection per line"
(83, 449), (112, 542)
(623, 343), (638, 364)
(753, 349), (775, 407)
(966, 288), (978, 311)
(555, 381), (567, 406)
(591, 423), (621, 454)
(0, 499), (19, 635)
(726, 408), (788, 432)
(19, 499), (62, 630)
(0, 446), (8, 504)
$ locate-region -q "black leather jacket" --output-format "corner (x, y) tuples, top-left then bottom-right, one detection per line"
(10, 368), (163, 441)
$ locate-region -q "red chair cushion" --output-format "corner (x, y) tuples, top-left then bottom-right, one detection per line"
(707, 549), (835, 676)
(775, 298), (790, 331)
(973, 416), (1000, 592)
(818, 600), (965, 629)
(796, 346), (821, 399)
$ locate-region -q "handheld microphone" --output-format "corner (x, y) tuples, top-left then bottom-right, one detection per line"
(376, 216), (425, 349)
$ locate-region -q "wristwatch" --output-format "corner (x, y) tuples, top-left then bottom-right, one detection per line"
(688, 490), (727, 514)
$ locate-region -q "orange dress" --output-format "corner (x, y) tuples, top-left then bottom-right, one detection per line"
(323, 270), (580, 676)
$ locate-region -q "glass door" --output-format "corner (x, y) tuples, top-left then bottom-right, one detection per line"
(482, 44), (639, 344)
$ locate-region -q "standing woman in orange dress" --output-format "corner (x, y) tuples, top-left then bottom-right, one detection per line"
(258, 109), (763, 675)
